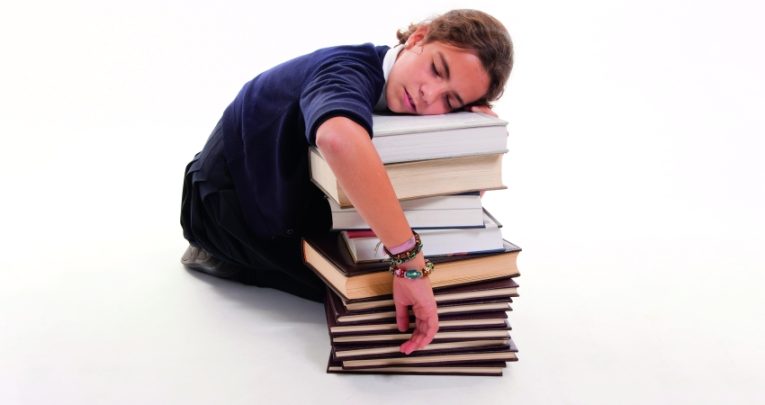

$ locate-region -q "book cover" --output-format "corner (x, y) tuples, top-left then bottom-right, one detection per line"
(332, 329), (512, 346)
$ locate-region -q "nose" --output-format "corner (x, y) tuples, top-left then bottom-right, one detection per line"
(420, 81), (448, 107)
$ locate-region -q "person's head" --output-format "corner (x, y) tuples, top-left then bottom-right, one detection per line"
(386, 9), (513, 115)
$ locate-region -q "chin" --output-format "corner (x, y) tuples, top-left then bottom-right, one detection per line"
(386, 103), (404, 114)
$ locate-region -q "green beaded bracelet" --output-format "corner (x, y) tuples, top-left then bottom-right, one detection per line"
(389, 259), (435, 279)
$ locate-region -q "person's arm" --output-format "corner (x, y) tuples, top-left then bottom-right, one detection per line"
(316, 116), (438, 355)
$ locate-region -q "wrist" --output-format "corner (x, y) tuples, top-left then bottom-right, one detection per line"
(384, 231), (422, 266)
(390, 257), (434, 280)
(399, 252), (426, 270)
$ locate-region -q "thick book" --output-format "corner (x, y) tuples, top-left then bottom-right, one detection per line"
(302, 232), (521, 301)
(329, 192), (484, 230)
(342, 210), (504, 262)
(326, 356), (506, 376)
(340, 277), (519, 312)
(309, 147), (505, 208)
(370, 112), (508, 164)
(341, 343), (518, 369)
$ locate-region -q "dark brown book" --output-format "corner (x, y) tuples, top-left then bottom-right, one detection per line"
(325, 287), (512, 325)
(340, 277), (519, 312)
(302, 232), (521, 301)
(326, 355), (506, 376)
(340, 342), (518, 369)
(332, 329), (512, 346)
(328, 311), (510, 336)
(332, 339), (512, 361)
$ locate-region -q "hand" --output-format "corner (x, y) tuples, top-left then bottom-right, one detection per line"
(393, 275), (439, 355)
(468, 104), (498, 117)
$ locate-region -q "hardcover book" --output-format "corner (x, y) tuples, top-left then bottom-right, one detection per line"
(370, 111), (508, 164)
(302, 232), (521, 301)
(332, 330), (512, 346)
(309, 148), (505, 208)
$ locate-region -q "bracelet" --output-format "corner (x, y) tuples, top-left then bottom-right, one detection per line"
(389, 259), (435, 280)
(383, 231), (422, 266)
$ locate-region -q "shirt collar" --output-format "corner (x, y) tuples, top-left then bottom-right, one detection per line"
(375, 45), (404, 112)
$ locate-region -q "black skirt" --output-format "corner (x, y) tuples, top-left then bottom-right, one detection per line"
(180, 122), (325, 302)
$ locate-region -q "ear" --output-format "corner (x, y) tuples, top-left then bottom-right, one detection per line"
(404, 25), (430, 49)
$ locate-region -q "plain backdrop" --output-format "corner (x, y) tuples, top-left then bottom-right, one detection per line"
(1, 1), (764, 404)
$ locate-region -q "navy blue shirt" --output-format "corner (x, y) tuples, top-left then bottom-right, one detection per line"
(221, 44), (389, 239)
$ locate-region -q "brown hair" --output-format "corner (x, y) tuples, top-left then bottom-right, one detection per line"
(397, 9), (513, 104)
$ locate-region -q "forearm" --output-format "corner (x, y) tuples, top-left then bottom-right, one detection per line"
(316, 116), (423, 264)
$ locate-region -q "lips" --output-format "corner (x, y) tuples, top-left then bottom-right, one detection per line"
(403, 88), (416, 113)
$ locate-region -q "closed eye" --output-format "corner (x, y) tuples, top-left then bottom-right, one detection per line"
(431, 62), (440, 77)
(444, 95), (453, 110)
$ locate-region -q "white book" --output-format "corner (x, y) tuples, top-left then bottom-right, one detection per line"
(371, 112), (508, 164)
(341, 211), (504, 263)
(329, 193), (485, 230)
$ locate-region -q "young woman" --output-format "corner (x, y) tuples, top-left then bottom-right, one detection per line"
(180, 9), (513, 355)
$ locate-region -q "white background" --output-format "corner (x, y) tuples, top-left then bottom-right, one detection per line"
(1, 1), (764, 404)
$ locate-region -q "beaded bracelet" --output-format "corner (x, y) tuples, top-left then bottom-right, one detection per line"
(383, 231), (423, 266)
(389, 258), (435, 279)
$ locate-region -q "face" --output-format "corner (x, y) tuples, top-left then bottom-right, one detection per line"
(386, 29), (490, 115)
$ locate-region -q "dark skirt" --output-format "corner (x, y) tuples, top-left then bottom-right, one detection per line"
(180, 122), (325, 302)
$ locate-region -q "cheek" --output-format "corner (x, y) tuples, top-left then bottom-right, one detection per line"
(385, 86), (400, 111)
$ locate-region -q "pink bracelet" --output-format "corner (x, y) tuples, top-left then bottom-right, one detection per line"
(387, 235), (416, 255)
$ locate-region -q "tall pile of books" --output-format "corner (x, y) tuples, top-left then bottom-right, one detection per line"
(303, 112), (521, 376)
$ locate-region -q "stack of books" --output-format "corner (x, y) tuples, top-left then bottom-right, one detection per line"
(303, 112), (522, 376)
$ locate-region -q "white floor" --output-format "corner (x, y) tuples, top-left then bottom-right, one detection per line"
(2, 1), (764, 404)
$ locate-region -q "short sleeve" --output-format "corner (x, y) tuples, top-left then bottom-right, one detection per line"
(300, 47), (385, 146)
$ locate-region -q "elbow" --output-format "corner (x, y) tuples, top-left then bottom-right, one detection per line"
(315, 122), (342, 157)
(315, 116), (363, 159)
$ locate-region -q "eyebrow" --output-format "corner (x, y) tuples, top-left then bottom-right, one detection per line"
(437, 51), (465, 108)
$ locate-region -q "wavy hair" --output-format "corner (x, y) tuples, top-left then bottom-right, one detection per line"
(397, 9), (513, 104)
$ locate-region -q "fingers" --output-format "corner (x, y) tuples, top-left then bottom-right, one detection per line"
(469, 104), (498, 117)
(395, 302), (410, 333)
(419, 315), (439, 347)
(400, 307), (439, 355)
(400, 330), (421, 355)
